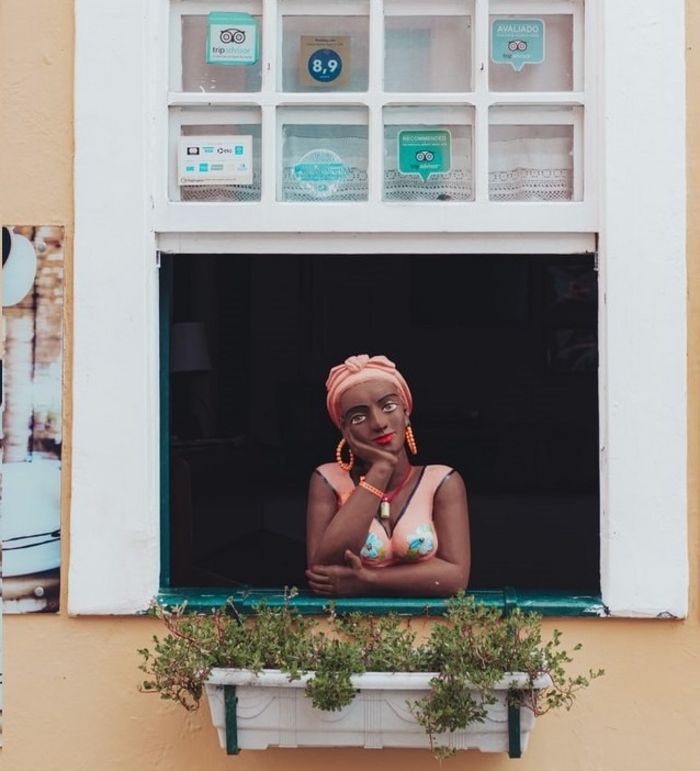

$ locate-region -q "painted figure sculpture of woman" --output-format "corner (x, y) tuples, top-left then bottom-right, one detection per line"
(306, 354), (470, 597)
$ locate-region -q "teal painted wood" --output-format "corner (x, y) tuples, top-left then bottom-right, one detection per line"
(159, 256), (172, 588)
(507, 703), (522, 759)
(503, 586), (519, 615)
(155, 588), (607, 617)
(224, 686), (240, 755)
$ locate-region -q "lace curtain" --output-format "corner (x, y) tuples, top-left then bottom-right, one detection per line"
(282, 127), (369, 202)
(488, 136), (573, 202)
(180, 131), (573, 203)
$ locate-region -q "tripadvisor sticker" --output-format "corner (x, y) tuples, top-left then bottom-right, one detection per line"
(398, 130), (451, 182)
(206, 12), (259, 65)
(491, 18), (545, 71)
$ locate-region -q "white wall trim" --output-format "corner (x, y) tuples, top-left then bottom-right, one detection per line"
(70, 0), (688, 616)
(157, 231), (596, 255)
(598, 0), (687, 617)
(70, 0), (160, 613)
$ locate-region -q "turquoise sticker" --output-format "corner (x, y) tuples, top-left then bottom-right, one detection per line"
(292, 149), (349, 199)
(206, 12), (259, 66)
(397, 130), (451, 182)
(491, 19), (545, 72)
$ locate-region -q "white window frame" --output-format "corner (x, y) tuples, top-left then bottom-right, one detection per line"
(70, 0), (687, 617)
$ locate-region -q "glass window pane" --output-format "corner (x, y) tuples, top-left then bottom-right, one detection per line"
(172, 110), (262, 202)
(180, 15), (262, 93)
(384, 15), (472, 92)
(280, 108), (368, 201)
(383, 106), (474, 202)
(281, 15), (369, 92)
(489, 107), (578, 202)
(489, 15), (573, 92)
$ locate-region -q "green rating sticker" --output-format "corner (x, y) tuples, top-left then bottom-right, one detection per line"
(398, 130), (451, 182)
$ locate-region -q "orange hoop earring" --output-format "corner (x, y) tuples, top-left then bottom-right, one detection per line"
(405, 425), (418, 456)
(336, 438), (354, 472)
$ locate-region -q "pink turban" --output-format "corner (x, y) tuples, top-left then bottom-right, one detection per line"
(325, 354), (413, 428)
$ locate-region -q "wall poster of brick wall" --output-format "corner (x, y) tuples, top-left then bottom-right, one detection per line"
(1, 225), (64, 619)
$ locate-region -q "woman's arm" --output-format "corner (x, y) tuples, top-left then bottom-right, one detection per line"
(307, 430), (403, 565)
(306, 471), (471, 597)
(306, 461), (395, 565)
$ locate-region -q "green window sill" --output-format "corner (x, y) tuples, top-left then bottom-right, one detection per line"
(156, 587), (607, 617)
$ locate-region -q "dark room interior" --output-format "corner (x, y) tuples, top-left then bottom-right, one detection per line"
(163, 252), (599, 593)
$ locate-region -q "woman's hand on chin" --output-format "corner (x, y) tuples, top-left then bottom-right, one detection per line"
(344, 434), (399, 474)
(305, 550), (372, 597)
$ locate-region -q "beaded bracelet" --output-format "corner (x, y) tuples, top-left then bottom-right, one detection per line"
(358, 477), (385, 499)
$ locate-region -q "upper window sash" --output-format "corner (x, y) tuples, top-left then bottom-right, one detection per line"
(157, 0), (597, 233)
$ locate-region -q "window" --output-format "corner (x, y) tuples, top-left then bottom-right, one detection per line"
(159, 0), (600, 606)
(163, 252), (599, 597)
(69, 1), (687, 617)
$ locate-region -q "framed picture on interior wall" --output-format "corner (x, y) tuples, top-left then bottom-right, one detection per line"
(547, 327), (597, 374)
(1, 225), (64, 614)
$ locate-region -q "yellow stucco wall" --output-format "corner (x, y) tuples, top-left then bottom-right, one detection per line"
(1, 2), (700, 769)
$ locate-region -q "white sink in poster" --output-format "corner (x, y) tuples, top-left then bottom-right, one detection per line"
(1, 459), (61, 577)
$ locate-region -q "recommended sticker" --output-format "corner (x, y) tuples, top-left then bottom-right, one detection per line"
(299, 36), (350, 87)
(206, 12), (259, 65)
(178, 135), (253, 186)
(292, 149), (349, 198)
(491, 19), (545, 71)
(397, 130), (451, 182)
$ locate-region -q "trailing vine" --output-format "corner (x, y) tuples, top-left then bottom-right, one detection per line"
(139, 591), (602, 758)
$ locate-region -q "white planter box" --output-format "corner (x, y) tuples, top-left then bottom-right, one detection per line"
(205, 668), (551, 756)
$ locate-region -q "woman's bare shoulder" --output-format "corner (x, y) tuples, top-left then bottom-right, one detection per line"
(315, 462), (338, 477)
(427, 466), (465, 497)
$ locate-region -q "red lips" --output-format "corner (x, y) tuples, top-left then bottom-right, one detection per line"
(375, 433), (395, 445)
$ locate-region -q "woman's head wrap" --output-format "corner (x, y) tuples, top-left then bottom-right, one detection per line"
(325, 354), (413, 428)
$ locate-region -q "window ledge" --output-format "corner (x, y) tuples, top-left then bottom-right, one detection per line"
(156, 588), (608, 617)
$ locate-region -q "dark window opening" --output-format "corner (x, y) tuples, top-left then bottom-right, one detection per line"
(163, 253), (599, 594)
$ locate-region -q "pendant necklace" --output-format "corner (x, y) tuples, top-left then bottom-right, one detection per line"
(377, 464), (413, 520)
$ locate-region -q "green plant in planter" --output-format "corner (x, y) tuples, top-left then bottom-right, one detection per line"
(139, 591), (603, 759)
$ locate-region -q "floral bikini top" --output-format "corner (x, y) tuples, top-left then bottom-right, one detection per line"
(315, 464), (454, 568)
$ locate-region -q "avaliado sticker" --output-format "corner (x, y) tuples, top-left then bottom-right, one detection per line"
(292, 149), (349, 198)
(491, 19), (545, 71)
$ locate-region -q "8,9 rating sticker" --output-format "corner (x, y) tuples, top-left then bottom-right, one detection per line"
(308, 49), (342, 83)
